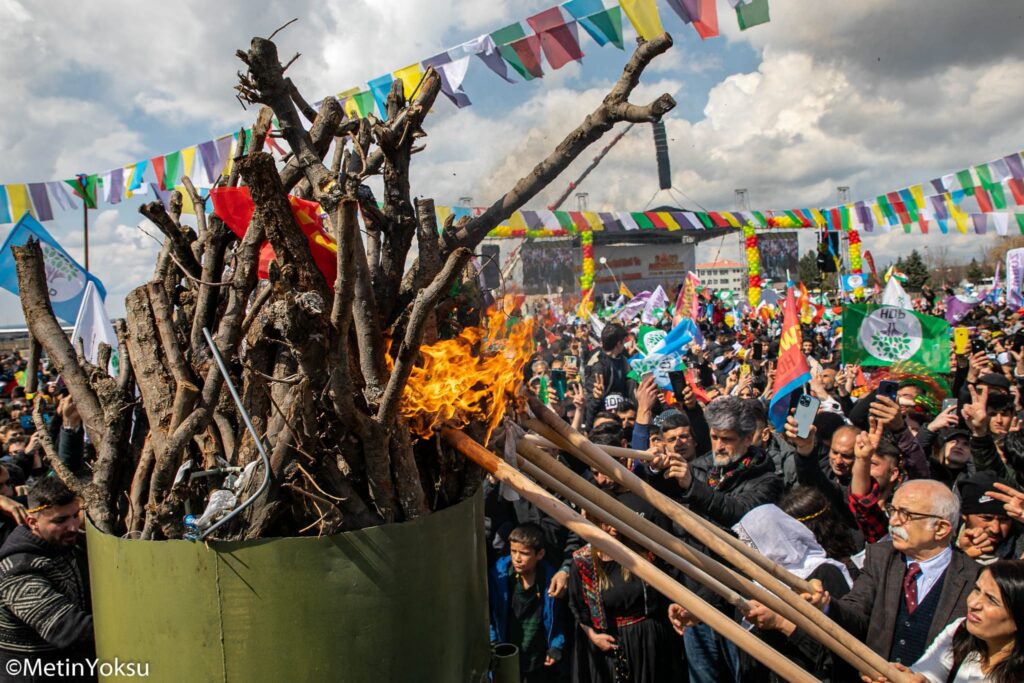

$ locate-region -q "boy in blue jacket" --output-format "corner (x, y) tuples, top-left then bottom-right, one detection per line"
(489, 523), (568, 682)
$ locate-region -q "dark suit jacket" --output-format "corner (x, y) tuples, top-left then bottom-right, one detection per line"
(828, 541), (979, 658)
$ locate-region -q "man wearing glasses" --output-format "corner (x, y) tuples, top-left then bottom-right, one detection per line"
(820, 478), (980, 667)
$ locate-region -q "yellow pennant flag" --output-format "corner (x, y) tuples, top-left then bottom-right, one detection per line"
(658, 211), (680, 231)
(909, 184), (925, 209)
(946, 194), (969, 234)
(175, 185), (195, 215)
(619, 0), (664, 40)
(181, 146), (197, 181)
(393, 64), (424, 100)
(6, 184), (34, 219)
(508, 211), (529, 232)
(583, 211), (604, 231)
(337, 87), (362, 120)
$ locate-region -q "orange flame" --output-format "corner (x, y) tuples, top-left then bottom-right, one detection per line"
(398, 308), (534, 441)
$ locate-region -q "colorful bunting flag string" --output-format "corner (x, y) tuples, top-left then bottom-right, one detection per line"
(0, 0), (773, 224)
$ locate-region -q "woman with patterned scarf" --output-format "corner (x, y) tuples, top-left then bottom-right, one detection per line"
(567, 503), (683, 683)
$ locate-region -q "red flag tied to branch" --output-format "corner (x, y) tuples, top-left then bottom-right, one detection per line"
(768, 289), (811, 431)
(210, 187), (338, 285)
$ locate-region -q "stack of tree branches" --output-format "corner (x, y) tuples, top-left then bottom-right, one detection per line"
(12, 27), (676, 541)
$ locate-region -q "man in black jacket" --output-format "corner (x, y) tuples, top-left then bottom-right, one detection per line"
(583, 323), (631, 429)
(662, 396), (783, 683)
(0, 478), (93, 682)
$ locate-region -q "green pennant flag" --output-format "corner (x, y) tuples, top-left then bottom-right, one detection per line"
(492, 23), (537, 81)
(554, 211), (574, 231)
(64, 175), (98, 209)
(632, 212), (655, 229)
(842, 304), (950, 372)
(975, 164), (994, 187)
(956, 170), (976, 196)
(696, 212), (714, 229)
(876, 195), (896, 223)
(737, 0), (771, 30)
(588, 7), (624, 49)
(1016, 213), (1024, 235)
(990, 183), (1008, 210)
(353, 91), (377, 117)
(636, 325), (666, 356)
(163, 150), (182, 190)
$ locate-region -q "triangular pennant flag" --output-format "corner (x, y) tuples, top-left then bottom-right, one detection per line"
(682, 0), (719, 38)
(64, 175), (97, 209)
(565, 1), (625, 48)
(150, 156), (167, 191)
(528, 8), (584, 70)
(368, 74), (395, 118)
(393, 63), (425, 100)
(422, 53), (472, 108)
(456, 34), (515, 83)
(47, 181), (77, 211)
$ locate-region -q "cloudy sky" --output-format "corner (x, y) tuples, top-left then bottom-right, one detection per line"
(1, 0), (1022, 321)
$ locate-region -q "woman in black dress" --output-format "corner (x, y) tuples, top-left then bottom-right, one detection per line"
(567, 511), (683, 683)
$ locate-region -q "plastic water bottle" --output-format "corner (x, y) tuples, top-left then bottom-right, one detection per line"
(183, 515), (201, 541)
(183, 490), (238, 539)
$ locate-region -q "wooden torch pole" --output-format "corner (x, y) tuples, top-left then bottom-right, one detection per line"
(441, 428), (821, 683)
(516, 439), (897, 682)
(523, 400), (909, 683)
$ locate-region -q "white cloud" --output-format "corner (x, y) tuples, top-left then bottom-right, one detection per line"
(0, 0), (1021, 324)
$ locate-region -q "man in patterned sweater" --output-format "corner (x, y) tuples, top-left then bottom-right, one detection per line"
(0, 478), (93, 682)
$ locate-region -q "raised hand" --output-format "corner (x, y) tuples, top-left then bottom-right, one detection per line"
(962, 384), (990, 437)
(987, 482), (1024, 524)
(783, 415), (817, 457)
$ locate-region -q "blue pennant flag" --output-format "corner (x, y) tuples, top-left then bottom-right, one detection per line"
(0, 213), (106, 324)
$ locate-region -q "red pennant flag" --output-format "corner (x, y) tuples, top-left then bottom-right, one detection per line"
(150, 156), (166, 191)
(527, 8), (584, 70)
(768, 289), (811, 430)
(975, 186), (994, 213)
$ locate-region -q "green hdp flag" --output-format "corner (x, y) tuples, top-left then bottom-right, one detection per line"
(842, 304), (950, 372)
(635, 325), (666, 356)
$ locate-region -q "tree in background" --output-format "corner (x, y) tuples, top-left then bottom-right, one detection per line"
(798, 251), (820, 287)
(966, 258), (985, 282)
(900, 249), (930, 289)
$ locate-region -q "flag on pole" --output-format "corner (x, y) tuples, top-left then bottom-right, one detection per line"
(881, 275), (913, 310)
(618, 281), (634, 299)
(768, 289), (811, 431)
(842, 304), (950, 372)
(640, 285), (667, 325)
(71, 280), (119, 376)
(672, 271), (700, 327)
(0, 213), (106, 324)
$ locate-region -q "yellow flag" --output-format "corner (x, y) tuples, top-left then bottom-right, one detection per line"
(619, 0), (664, 40)
(809, 208), (826, 226)
(909, 185), (925, 209)
(583, 211), (604, 231)
(181, 146), (197, 181)
(393, 64), (424, 100)
(658, 211), (680, 231)
(6, 184), (33, 219)
(337, 87), (362, 119)
(435, 205), (453, 228)
(946, 195), (969, 234)
(508, 211), (529, 232)
(176, 185), (195, 215)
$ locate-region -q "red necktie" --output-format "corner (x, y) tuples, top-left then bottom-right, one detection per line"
(903, 562), (922, 613)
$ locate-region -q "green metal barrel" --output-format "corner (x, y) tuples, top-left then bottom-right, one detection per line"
(86, 491), (489, 682)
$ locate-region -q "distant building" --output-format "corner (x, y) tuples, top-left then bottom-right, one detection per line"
(696, 260), (747, 291)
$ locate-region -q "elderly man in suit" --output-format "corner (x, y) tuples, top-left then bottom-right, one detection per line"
(822, 478), (980, 666)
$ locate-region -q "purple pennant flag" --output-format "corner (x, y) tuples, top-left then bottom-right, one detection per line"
(665, 0), (694, 22)
(945, 295), (980, 324)
(27, 183), (53, 221)
(855, 201), (873, 232)
(198, 140), (220, 184)
(215, 136), (234, 178)
(46, 181), (77, 210)
(670, 211), (697, 229)
(929, 194), (949, 219)
(151, 183), (173, 210)
(521, 210), (544, 231)
(422, 53), (472, 108)
(107, 167), (124, 205)
(1004, 153), (1024, 180)
(929, 178), (946, 194)
(972, 214), (988, 234)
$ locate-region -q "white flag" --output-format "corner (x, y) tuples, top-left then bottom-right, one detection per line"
(71, 281), (119, 376)
(641, 286), (668, 325)
(881, 276), (913, 310)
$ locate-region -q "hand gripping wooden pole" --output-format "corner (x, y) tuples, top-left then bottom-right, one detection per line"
(522, 398), (909, 683)
(516, 438), (893, 682)
(441, 428), (821, 683)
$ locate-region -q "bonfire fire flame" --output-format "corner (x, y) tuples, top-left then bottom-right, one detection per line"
(398, 308), (534, 440)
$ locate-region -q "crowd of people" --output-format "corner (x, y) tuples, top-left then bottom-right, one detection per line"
(486, 290), (1024, 683)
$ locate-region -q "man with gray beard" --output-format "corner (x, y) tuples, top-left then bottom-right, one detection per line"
(662, 396), (783, 683)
